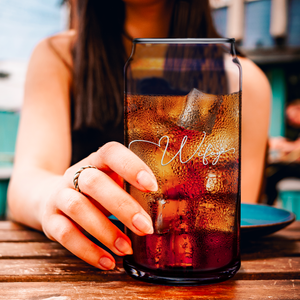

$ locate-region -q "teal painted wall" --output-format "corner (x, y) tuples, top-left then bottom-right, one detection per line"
(0, 111), (19, 167)
(268, 69), (286, 137)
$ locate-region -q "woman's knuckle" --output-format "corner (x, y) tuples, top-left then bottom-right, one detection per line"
(98, 141), (119, 157)
(47, 216), (72, 244)
(115, 197), (131, 213)
(120, 157), (135, 172)
(80, 170), (98, 190)
(56, 188), (81, 215)
(56, 225), (72, 244)
(64, 194), (82, 215)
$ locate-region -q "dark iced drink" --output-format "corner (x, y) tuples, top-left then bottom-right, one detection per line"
(124, 90), (241, 284)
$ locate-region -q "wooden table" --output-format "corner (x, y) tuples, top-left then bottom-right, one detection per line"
(0, 221), (299, 299)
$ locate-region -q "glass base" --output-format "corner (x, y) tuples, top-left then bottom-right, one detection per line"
(123, 257), (240, 286)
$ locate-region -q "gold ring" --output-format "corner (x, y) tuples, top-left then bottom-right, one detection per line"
(73, 165), (98, 193)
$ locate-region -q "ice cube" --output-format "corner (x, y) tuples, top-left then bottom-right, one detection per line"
(154, 197), (172, 234)
(177, 88), (223, 134)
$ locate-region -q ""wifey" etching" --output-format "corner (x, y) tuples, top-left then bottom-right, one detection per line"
(128, 131), (235, 166)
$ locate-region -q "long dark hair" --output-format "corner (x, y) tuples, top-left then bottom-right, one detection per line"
(72, 0), (222, 131)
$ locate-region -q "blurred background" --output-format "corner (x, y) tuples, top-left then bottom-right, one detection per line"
(0, 0), (69, 218)
(0, 0), (300, 219)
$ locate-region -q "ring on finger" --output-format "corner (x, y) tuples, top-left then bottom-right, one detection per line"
(73, 165), (98, 193)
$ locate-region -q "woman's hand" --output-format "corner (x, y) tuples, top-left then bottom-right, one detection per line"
(7, 37), (158, 270)
(39, 142), (158, 270)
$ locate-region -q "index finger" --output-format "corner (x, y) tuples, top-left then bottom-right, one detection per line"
(82, 142), (158, 193)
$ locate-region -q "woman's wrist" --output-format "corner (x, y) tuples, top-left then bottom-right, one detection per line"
(8, 167), (63, 231)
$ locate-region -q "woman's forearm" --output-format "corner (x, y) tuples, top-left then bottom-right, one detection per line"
(7, 167), (62, 231)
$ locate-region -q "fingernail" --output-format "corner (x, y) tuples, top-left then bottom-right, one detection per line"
(132, 212), (154, 234)
(115, 237), (133, 255)
(136, 170), (158, 192)
(99, 257), (115, 270)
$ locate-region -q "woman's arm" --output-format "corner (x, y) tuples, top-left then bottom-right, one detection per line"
(8, 34), (73, 229)
(7, 33), (157, 270)
(239, 57), (271, 203)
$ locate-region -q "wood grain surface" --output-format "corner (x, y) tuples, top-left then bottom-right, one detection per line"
(0, 221), (299, 299)
(0, 280), (299, 300)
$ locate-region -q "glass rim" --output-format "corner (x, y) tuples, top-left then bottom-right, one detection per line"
(133, 38), (235, 44)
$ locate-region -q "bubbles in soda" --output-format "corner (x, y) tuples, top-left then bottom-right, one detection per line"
(125, 90), (240, 272)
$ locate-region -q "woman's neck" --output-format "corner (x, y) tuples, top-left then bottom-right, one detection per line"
(123, 0), (174, 39)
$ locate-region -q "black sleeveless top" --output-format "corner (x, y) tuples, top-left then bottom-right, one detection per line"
(70, 44), (230, 165)
(70, 122), (124, 165)
(47, 38), (124, 165)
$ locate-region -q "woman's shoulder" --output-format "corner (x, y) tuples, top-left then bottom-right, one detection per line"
(30, 30), (76, 70)
(25, 30), (76, 94)
(238, 56), (270, 95)
(237, 56), (271, 115)
(238, 56), (271, 131)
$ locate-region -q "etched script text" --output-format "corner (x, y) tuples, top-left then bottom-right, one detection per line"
(128, 132), (235, 166)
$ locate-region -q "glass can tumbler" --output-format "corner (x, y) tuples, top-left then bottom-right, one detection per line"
(124, 38), (241, 285)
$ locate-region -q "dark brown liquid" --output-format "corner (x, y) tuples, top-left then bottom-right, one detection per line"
(124, 92), (241, 283)
(127, 193), (239, 272)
